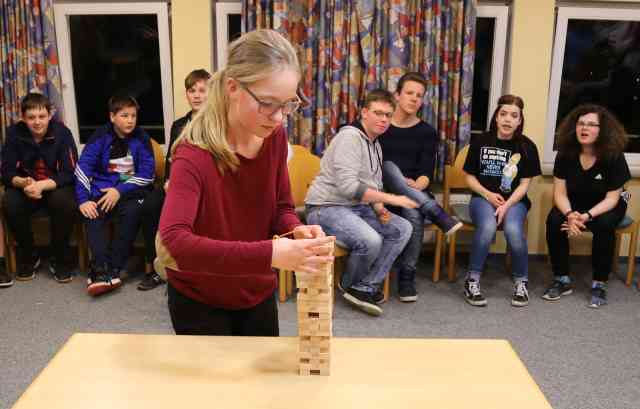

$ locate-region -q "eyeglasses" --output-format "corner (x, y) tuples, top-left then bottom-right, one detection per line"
(241, 84), (301, 116)
(371, 110), (394, 119)
(577, 121), (600, 129)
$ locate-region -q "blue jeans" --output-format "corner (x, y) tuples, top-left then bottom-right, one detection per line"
(468, 196), (529, 280)
(306, 204), (412, 293)
(382, 161), (438, 275)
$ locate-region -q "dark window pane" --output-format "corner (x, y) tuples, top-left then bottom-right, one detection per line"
(228, 14), (242, 42)
(471, 17), (496, 132)
(557, 19), (640, 152)
(69, 14), (165, 144)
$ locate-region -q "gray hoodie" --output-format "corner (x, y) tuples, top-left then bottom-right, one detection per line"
(305, 124), (383, 206)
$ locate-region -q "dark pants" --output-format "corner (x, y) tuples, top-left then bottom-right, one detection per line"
(167, 283), (279, 336)
(546, 204), (626, 282)
(141, 187), (165, 263)
(2, 186), (77, 264)
(84, 196), (144, 271)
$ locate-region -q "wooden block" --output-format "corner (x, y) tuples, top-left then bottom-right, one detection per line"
(298, 311), (332, 321)
(297, 300), (332, 313)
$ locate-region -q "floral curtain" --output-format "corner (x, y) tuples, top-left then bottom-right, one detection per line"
(0, 0), (63, 142)
(243, 0), (475, 178)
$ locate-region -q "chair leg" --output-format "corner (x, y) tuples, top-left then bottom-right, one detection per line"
(433, 231), (442, 282)
(625, 227), (638, 287)
(76, 223), (88, 272)
(447, 234), (457, 282)
(278, 269), (288, 303)
(613, 232), (622, 274)
(286, 270), (294, 297)
(4, 225), (16, 274)
(383, 273), (390, 302)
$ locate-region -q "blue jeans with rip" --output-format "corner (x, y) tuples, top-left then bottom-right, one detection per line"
(467, 196), (529, 280)
(306, 204), (412, 294)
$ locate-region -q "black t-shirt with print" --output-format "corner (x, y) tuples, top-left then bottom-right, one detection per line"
(553, 152), (631, 212)
(463, 132), (541, 209)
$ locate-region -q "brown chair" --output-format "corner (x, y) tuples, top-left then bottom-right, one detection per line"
(278, 145), (392, 302)
(615, 215), (639, 287)
(443, 145), (526, 281)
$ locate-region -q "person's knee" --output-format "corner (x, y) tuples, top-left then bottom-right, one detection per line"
(352, 230), (383, 256)
(2, 189), (27, 217)
(48, 189), (77, 215)
(474, 219), (497, 242)
(396, 216), (413, 243)
(546, 208), (564, 230)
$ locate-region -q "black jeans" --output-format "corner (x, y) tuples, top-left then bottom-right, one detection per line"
(141, 187), (165, 263)
(168, 283), (279, 336)
(546, 204), (626, 282)
(2, 186), (77, 264)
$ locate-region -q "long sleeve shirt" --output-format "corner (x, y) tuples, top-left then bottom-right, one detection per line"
(157, 126), (301, 309)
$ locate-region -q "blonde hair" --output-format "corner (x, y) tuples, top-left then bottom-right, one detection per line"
(172, 29), (300, 173)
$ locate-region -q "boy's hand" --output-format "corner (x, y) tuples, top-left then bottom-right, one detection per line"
(23, 181), (44, 199)
(163, 179), (169, 192)
(98, 188), (121, 212)
(79, 201), (99, 219)
(405, 177), (418, 189)
(373, 203), (392, 224)
(12, 176), (35, 189)
(415, 175), (430, 191)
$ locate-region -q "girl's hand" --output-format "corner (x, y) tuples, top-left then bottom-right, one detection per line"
(272, 236), (335, 274)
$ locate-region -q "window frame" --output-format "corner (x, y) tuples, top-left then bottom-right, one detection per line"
(53, 2), (174, 149)
(544, 5), (640, 175)
(215, 2), (243, 71)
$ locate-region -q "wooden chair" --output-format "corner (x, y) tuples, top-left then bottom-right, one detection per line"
(443, 145), (526, 281)
(614, 215), (639, 287)
(278, 145), (391, 302)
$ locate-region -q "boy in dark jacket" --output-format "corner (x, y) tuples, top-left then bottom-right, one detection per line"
(139, 69), (210, 291)
(1, 93), (79, 285)
(75, 95), (154, 296)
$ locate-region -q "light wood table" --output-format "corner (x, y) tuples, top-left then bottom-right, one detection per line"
(12, 333), (552, 408)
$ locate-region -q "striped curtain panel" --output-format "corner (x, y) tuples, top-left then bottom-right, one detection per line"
(243, 0), (476, 177)
(0, 0), (63, 142)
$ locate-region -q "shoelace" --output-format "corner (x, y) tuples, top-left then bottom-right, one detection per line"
(515, 282), (528, 298)
(468, 281), (481, 296)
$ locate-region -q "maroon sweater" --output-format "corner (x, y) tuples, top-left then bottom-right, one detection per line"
(158, 127), (301, 309)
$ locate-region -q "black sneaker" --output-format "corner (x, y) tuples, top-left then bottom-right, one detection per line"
(511, 280), (529, 307)
(588, 285), (607, 309)
(49, 260), (73, 283)
(463, 278), (487, 306)
(398, 280), (418, 302)
(0, 264), (13, 288)
(343, 288), (383, 316)
(87, 264), (117, 296)
(137, 271), (165, 291)
(110, 269), (123, 289)
(430, 206), (463, 236)
(16, 255), (41, 281)
(541, 280), (573, 301)
(372, 289), (385, 305)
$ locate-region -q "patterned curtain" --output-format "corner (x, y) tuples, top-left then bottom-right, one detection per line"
(243, 0), (475, 178)
(0, 0), (63, 142)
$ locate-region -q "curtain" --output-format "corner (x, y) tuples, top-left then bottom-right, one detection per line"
(243, 0), (475, 178)
(0, 0), (63, 141)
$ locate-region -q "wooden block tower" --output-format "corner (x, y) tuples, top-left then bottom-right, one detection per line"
(295, 241), (334, 376)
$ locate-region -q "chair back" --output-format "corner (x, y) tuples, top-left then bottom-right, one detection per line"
(150, 139), (166, 183)
(443, 144), (470, 212)
(287, 145), (321, 207)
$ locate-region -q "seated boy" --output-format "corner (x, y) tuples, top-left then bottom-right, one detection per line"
(75, 94), (155, 296)
(1, 93), (78, 283)
(139, 68), (210, 291)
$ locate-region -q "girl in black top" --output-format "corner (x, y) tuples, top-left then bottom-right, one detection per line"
(543, 104), (630, 308)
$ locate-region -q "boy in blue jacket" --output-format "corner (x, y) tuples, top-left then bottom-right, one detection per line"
(1, 93), (79, 285)
(75, 95), (154, 296)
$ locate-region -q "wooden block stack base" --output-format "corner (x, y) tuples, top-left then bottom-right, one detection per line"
(296, 241), (334, 376)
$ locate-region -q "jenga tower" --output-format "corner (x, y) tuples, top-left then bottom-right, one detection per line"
(296, 241), (334, 376)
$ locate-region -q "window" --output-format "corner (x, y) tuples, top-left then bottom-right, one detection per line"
(545, 5), (640, 175)
(54, 2), (173, 146)
(471, 4), (509, 134)
(215, 2), (243, 70)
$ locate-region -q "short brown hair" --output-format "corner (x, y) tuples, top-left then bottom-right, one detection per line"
(396, 72), (428, 94)
(184, 69), (211, 90)
(363, 89), (396, 110)
(555, 104), (627, 160)
(21, 93), (52, 115)
(108, 94), (139, 114)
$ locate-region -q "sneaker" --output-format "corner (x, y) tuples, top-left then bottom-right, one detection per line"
(372, 289), (386, 305)
(541, 280), (573, 301)
(0, 264), (13, 288)
(16, 255), (41, 281)
(463, 279), (487, 306)
(588, 285), (607, 309)
(87, 264), (118, 296)
(137, 271), (165, 291)
(511, 281), (529, 307)
(110, 269), (123, 289)
(430, 206), (463, 237)
(343, 288), (383, 316)
(49, 260), (73, 283)
(398, 280), (418, 302)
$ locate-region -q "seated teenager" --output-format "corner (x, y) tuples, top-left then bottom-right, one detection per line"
(461, 94), (541, 307)
(305, 89), (415, 317)
(379, 72), (461, 302)
(75, 95), (154, 296)
(543, 104), (630, 308)
(1, 93), (78, 283)
(140, 68), (211, 291)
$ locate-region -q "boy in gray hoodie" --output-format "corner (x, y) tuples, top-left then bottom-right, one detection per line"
(305, 89), (415, 316)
